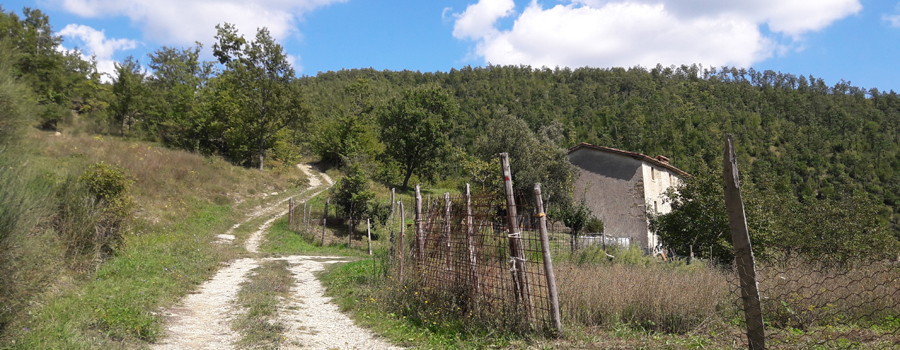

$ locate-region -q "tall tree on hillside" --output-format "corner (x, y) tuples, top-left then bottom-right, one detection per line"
(145, 44), (215, 147)
(378, 85), (456, 190)
(213, 23), (306, 170)
(111, 56), (147, 136)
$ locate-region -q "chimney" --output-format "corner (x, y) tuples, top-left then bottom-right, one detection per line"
(655, 155), (670, 164)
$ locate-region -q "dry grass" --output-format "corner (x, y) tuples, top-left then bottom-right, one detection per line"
(556, 260), (732, 334)
(30, 130), (304, 222)
(757, 256), (900, 331)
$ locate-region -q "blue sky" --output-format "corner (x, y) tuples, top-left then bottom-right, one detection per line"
(4, 0), (900, 91)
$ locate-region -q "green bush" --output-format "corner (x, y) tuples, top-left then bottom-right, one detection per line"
(55, 162), (134, 259)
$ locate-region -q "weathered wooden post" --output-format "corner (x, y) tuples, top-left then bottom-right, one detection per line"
(367, 218), (372, 255)
(399, 200), (406, 281)
(348, 215), (353, 248)
(305, 202), (311, 232)
(390, 188), (396, 217)
(465, 184), (479, 295)
(324, 197), (329, 219)
(723, 134), (766, 350)
(499, 153), (533, 319)
(321, 218), (327, 246)
(415, 185), (425, 269)
(289, 197), (295, 229)
(443, 193), (452, 274)
(534, 183), (562, 334)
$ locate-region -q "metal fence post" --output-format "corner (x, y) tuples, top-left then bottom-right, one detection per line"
(723, 134), (766, 350)
(534, 183), (562, 335)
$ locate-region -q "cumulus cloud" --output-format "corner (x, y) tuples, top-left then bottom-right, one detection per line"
(59, 24), (138, 82)
(53, 0), (345, 48)
(453, 0), (861, 69)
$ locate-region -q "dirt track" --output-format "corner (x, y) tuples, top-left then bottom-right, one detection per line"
(152, 164), (399, 350)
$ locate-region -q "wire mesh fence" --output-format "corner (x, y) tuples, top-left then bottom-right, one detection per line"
(730, 246), (900, 349)
(389, 190), (562, 332)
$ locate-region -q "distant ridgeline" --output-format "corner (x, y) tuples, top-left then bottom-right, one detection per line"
(301, 65), (900, 231)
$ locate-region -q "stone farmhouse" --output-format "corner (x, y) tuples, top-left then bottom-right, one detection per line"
(567, 143), (688, 252)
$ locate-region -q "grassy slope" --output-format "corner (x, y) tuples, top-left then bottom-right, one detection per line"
(0, 126), (308, 349)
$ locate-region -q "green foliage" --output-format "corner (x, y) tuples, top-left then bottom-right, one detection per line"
(329, 165), (377, 220)
(378, 85), (456, 190)
(56, 162), (135, 258)
(213, 23), (307, 170)
(0, 6), (103, 129)
(110, 56), (147, 136)
(652, 162), (900, 264)
(475, 112), (576, 205)
(585, 217), (604, 234)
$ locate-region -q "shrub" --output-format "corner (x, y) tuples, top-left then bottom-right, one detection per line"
(56, 162), (134, 260)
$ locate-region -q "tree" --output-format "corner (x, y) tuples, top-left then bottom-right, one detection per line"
(310, 78), (383, 167)
(111, 56), (146, 136)
(213, 23), (306, 170)
(474, 112), (576, 206)
(145, 44), (214, 144)
(378, 85), (456, 190)
(329, 165), (376, 222)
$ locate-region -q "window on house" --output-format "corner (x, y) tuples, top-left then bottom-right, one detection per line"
(654, 201), (658, 213)
(651, 167), (655, 180)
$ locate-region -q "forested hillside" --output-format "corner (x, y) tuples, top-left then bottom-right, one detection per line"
(3, 5), (898, 252)
(299, 66), (900, 231)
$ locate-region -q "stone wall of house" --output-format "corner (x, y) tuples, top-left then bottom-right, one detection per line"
(569, 148), (651, 249)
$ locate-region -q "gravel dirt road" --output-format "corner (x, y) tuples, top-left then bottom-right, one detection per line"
(152, 164), (399, 350)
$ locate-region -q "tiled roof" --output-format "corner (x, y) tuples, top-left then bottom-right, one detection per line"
(567, 142), (689, 176)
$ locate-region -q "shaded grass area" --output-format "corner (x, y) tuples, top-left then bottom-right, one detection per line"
(233, 260), (293, 350)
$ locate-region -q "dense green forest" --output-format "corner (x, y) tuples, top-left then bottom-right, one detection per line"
(3, 5), (900, 256)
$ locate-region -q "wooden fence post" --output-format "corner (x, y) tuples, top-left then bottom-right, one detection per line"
(321, 218), (326, 246)
(723, 134), (766, 350)
(367, 218), (372, 255)
(535, 183), (562, 335)
(306, 202), (311, 232)
(465, 184), (479, 294)
(399, 200), (406, 281)
(415, 185), (425, 269)
(348, 215), (353, 247)
(390, 188), (396, 218)
(443, 193), (452, 274)
(289, 197), (294, 229)
(499, 152), (533, 319)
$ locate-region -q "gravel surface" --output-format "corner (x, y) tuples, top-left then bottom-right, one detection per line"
(267, 256), (402, 350)
(152, 164), (399, 349)
(151, 258), (258, 350)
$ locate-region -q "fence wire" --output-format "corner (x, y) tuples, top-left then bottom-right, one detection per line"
(727, 246), (900, 349)
(396, 192), (558, 331)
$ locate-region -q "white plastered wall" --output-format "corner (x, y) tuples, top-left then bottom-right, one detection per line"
(641, 163), (681, 251)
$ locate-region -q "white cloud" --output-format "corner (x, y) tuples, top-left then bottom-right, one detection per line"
(58, 24), (138, 82)
(53, 0), (345, 47)
(286, 54), (303, 73)
(886, 14), (900, 27)
(453, 0), (861, 69)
